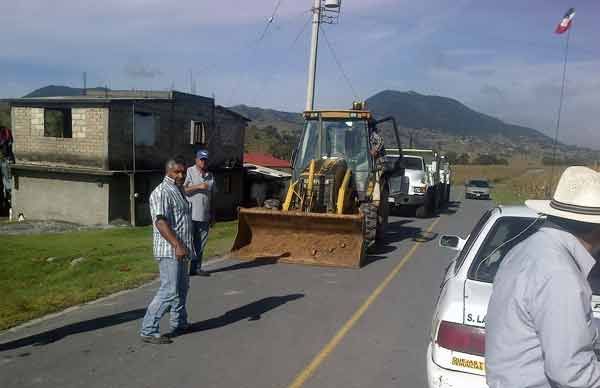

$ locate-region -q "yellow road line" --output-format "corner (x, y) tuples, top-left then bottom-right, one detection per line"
(287, 217), (441, 388)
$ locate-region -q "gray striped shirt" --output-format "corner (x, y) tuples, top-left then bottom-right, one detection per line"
(149, 176), (194, 259)
(486, 223), (600, 388)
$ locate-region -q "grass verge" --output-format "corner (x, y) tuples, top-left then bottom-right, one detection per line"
(0, 221), (237, 330)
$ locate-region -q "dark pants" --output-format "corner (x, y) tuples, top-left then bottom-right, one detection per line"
(190, 221), (210, 272)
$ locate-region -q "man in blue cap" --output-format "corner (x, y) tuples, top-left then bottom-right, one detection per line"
(183, 149), (216, 276)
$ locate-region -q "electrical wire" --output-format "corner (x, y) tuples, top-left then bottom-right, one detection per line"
(290, 14), (312, 49)
(320, 28), (360, 102)
(226, 0), (286, 105)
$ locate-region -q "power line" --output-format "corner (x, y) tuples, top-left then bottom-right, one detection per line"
(290, 14), (312, 49)
(226, 0), (285, 105)
(321, 28), (360, 101)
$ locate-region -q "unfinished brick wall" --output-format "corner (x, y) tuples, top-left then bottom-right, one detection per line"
(12, 106), (108, 168)
(108, 100), (214, 170)
(214, 109), (246, 167)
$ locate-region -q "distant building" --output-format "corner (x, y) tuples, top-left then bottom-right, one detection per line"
(242, 153), (291, 206)
(244, 152), (291, 172)
(7, 90), (249, 225)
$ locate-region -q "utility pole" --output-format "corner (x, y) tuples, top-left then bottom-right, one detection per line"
(305, 0), (321, 111)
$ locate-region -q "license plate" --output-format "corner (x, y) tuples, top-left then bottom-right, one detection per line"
(388, 197), (395, 203)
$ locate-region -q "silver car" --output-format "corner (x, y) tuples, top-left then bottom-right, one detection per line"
(465, 178), (491, 200)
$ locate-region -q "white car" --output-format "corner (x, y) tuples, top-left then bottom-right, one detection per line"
(427, 206), (541, 387)
(427, 205), (600, 387)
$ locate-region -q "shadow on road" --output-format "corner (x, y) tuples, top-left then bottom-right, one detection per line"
(182, 294), (304, 335)
(209, 258), (279, 274)
(0, 309), (146, 352)
(438, 200), (461, 215)
(364, 219), (438, 266)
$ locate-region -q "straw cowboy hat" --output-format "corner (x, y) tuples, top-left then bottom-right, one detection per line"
(526, 166), (600, 224)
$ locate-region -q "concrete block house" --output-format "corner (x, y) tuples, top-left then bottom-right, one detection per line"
(8, 90), (249, 225)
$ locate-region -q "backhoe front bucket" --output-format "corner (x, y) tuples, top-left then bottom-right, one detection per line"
(231, 208), (366, 268)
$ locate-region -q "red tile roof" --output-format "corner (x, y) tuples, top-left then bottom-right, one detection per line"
(244, 152), (291, 168)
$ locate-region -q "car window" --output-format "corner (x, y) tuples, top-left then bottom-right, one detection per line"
(468, 180), (489, 188)
(403, 157), (424, 170)
(468, 216), (543, 283)
(454, 209), (494, 274)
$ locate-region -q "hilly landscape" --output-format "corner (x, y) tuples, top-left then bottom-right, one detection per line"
(232, 90), (597, 164)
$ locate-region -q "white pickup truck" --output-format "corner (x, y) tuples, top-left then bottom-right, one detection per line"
(387, 148), (442, 217)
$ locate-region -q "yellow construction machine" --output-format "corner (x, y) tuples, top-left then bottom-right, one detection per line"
(231, 103), (403, 268)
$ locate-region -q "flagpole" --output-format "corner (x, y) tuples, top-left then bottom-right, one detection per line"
(549, 27), (571, 196)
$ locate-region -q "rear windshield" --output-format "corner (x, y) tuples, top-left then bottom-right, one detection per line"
(403, 157), (424, 170)
(454, 209), (493, 274)
(469, 180), (489, 188)
(468, 217), (543, 283)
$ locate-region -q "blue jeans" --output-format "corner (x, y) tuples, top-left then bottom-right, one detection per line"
(140, 257), (189, 337)
(191, 221), (210, 270)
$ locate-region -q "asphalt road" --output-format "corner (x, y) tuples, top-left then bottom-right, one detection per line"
(0, 189), (494, 388)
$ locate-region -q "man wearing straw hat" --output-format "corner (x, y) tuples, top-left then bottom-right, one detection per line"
(486, 166), (600, 388)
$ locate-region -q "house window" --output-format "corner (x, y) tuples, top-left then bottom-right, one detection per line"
(135, 112), (159, 146)
(223, 175), (232, 194)
(190, 121), (207, 144)
(44, 108), (72, 138)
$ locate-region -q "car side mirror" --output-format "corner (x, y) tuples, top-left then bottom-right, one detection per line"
(439, 234), (466, 251)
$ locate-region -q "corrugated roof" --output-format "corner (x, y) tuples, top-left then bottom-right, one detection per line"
(244, 163), (291, 179)
(244, 152), (291, 168)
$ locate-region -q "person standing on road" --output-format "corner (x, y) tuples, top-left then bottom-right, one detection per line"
(369, 123), (385, 203)
(184, 149), (215, 277)
(486, 166), (600, 387)
(140, 156), (194, 344)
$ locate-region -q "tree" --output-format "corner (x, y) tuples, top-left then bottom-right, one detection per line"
(0, 104), (10, 128)
(445, 151), (458, 164)
(455, 153), (470, 165)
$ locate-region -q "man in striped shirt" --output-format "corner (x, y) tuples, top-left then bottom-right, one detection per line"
(140, 156), (195, 344)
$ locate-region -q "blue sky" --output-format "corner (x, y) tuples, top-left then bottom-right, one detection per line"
(2, 0), (599, 147)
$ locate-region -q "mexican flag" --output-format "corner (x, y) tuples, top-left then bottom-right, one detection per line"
(555, 8), (575, 34)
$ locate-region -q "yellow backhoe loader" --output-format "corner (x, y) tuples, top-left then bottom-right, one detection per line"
(231, 103), (403, 268)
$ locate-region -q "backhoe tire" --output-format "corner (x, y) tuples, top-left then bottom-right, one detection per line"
(418, 189), (435, 218)
(360, 203), (378, 242)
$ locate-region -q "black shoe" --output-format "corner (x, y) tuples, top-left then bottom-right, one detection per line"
(141, 335), (173, 344)
(196, 270), (211, 277)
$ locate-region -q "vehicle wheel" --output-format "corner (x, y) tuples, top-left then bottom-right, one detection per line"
(424, 189), (436, 217)
(434, 187), (441, 210)
(360, 203), (378, 242)
(415, 205), (427, 218)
